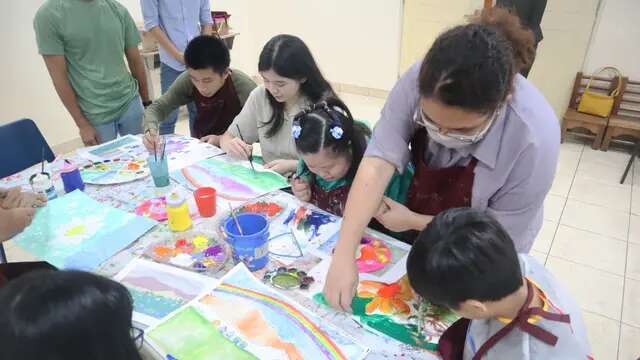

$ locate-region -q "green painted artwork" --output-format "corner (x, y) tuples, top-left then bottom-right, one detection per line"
(314, 276), (459, 351)
(147, 306), (257, 360)
(171, 157), (289, 202)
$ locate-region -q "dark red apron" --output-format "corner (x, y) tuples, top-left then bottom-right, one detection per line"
(192, 74), (242, 139)
(438, 280), (571, 360)
(310, 178), (350, 217)
(406, 128), (477, 215)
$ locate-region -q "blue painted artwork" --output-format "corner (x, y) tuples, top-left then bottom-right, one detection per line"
(13, 190), (157, 270)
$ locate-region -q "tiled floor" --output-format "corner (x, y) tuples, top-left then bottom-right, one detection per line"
(9, 84), (640, 358)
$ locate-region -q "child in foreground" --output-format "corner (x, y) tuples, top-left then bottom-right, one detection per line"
(406, 208), (592, 359)
(0, 270), (143, 360)
(291, 99), (411, 217)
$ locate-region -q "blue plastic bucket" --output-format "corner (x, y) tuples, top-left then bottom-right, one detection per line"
(223, 213), (269, 271)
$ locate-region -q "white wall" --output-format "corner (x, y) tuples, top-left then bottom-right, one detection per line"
(0, 0), (79, 148)
(583, 0), (640, 80)
(212, 0), (404, 91)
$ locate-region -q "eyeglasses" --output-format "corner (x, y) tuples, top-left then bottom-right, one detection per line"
(130, 326), (145, 350)
(414, 108), (498, 143)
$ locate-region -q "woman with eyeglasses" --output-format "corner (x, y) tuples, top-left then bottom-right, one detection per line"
(323, 7), (559, 312)
(220, 34), (338, 176)
(0, 270), (144, 360)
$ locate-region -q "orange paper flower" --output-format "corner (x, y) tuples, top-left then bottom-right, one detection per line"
(358, 276), (414, 316)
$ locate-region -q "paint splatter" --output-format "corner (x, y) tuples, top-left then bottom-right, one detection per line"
(356, 237), (392, 273)
(283, 207), (335, 240)
(239, 201), (285, 219)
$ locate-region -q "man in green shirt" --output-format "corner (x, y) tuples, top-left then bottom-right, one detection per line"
(143, 35), (256, 149)
(34, 0), (150, 146)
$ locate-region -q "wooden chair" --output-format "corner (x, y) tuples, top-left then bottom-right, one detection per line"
(602, 79), (640, 151)
(561, 72), (624, 149)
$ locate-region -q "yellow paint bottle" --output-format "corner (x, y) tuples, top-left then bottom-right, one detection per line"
(166, 192), (192, 232)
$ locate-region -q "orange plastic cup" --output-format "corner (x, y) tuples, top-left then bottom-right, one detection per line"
(194, 187), (216, 217)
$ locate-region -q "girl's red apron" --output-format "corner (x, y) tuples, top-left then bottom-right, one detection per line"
(309, 180), (350, 217)
(191, 75), (242, 139)
(438, 280), (571, 359)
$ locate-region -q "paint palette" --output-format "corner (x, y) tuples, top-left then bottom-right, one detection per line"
(262, 267), (315, 290)
(145, 232), (230, 273)
(356, 236), (392, 273)
(80, 158), (149, 185)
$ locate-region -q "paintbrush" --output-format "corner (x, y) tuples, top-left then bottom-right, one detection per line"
(152, 136), (158, 162)
(41, 147), (45, 174)
(235, 124), (256, 174)
(160, 135), (167, 161)
(228, 203), (244, 236)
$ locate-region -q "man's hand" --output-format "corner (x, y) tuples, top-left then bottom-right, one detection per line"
(79, 123), (99, 146)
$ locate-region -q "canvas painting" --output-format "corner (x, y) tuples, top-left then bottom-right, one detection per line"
(148, 264), (368, 360)
(114, 258), (217, 325)
(13, 190), (157, 270)
(314, 276), (459, 351)
(171, 157), (289, 202)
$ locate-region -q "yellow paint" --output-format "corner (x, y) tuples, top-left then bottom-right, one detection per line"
(64, 224), (86, 237)
(192, 235), (209, 250)
(166, 194), (192, 232)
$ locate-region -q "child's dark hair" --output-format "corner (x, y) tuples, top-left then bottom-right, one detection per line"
(184, 35), (230, 75)
(293, 98), (370, 181)
(406, 208), (523, 309)
(419, 7), (535, 114)
(258, 34), (336, 138)
(0, 270), (141, 360)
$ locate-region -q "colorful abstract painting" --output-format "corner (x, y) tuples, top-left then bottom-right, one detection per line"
(12, 190), (157, 270)
(114, 259), (216, 325)
(314, 276), (459, 351)
(171, 157), (289, 202)
(148, 264), (368, 360)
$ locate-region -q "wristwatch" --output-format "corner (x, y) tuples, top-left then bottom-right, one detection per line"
(143, 100), (153, 108)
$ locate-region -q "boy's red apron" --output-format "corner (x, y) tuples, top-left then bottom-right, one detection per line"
(310, 180), (350, 217)
(192, 75), (241, 139)
(406, 128), (478, 216)
(438, 280), (571, 359)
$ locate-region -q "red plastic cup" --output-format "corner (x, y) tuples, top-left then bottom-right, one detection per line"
(194, 187), (216, 217)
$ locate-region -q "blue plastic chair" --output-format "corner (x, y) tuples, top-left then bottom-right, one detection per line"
(0, 119), (55, 179)
(0, 119), (55, 263)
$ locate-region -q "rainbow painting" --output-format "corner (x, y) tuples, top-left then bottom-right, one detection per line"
(148, 264), (368, 360)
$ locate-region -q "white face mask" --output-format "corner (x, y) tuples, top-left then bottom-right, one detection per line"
(417, 108), (499, 149)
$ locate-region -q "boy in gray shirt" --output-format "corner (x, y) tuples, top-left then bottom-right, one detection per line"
(407, 208), (592, 360)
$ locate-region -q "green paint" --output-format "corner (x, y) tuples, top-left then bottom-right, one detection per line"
(313, 293), (439, 351)
(271, 273), (300, 289)
(206, 158), (288, 191)
(148, 306), (257, 360)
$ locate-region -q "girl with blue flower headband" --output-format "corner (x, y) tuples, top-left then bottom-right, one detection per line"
(291, 98), (413, 218)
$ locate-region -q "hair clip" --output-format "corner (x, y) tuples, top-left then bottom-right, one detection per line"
(329, 126), (343, 139)
(292, 123), (302, 139)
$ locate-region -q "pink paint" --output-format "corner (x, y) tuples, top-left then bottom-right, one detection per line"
(181, 165), (257, 201)
(135, 197), (168, 221)
(356, 237), (392, 273)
